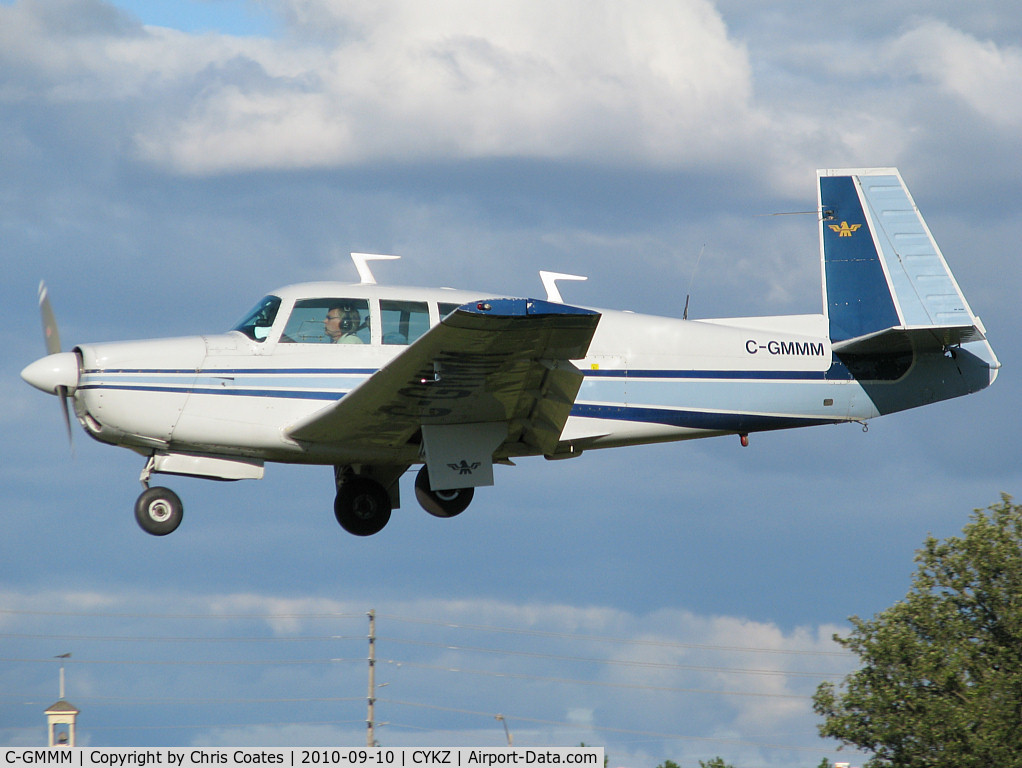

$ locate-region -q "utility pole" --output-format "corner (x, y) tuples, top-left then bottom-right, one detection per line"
(495, 714), (513, 746)
(366, 610), (376, 747)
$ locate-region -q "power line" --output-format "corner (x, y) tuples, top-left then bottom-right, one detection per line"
(0, 695), (365, 706)
(381, 700), (834, 755)
(378, 614), (851, 657)
(1, 607), (849, 657)
(75, 720), (367, 733)
(0, 608), (364, 620)
(378, 636), (847, 678)
(376, 660), (813, 699)
(0, 657), (365, 667)
(0, 632), (363, 644)
(0, 634), (847, 679)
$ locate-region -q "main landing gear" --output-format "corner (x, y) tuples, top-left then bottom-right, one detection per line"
(414, 465), (474, 518)
(334, 476), (392, 536)
(330, 465), (476, 536)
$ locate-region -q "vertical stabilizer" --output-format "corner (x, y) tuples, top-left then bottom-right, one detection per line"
(818, 168), (983, 348)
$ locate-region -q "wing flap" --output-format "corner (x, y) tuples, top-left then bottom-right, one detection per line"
(286, 299), (601, 459)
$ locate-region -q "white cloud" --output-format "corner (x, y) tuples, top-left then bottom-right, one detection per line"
(149, 0), (763, 172)
(0, 588), (852, 763)
(888, 20), (1022, 126)
(7, 0), (1022, 187)
(1, 0), (762, 173)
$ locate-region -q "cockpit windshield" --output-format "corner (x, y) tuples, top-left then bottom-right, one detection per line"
(231, 295), (281, 342)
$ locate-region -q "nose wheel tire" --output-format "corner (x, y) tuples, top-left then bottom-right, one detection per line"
(334, 477), (392, 536)
(414, 465), (474, 518)
(135, 487), (184, 536)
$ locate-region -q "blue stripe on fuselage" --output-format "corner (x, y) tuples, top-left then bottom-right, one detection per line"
(78, 362), (860, 425)
(77, 383), (345, 400)
(83, 367), (378, 376)
(585, 368), (831, 380)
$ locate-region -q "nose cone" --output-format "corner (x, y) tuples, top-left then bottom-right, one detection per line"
(21, 352), (79, 395)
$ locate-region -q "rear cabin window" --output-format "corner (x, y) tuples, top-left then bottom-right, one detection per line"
(438, 302), (461, 320)
(381, 300), (429, 345)
(280, 298), (370, 344)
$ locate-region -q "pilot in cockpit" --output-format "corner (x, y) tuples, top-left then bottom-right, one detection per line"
(324, 303), (364, 344)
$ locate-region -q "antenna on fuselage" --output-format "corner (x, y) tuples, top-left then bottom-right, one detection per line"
(682, 244), (705, 321)
(351, 253), (400, 284)
(539, 271), (587, 303)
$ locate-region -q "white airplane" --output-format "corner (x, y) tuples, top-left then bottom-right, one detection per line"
(22, 169), (1000, 537)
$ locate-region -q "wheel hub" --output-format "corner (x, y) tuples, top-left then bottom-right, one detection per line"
(351, 495), (379, 519)
(147, 500), (173, 522)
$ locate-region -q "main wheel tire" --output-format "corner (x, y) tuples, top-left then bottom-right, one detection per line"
(414, 465), (474, 518)
(334, 477), (392, 536)
(134, 486), (184, 536)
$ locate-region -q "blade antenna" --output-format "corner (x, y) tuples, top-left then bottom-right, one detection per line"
(350, 253), (400, 285)
(539, 271), (587, 303)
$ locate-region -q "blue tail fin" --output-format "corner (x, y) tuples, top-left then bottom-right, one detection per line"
(818, 168), (987, 353)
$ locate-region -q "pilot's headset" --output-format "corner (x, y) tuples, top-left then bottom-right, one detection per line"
(340, 306), (361, 334)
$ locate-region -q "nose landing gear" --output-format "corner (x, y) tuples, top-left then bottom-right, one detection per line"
(135, 456), (183, 536)
(135, 486), (184, 536)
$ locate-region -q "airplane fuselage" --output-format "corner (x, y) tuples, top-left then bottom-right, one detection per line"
(69, 281), (993, 474)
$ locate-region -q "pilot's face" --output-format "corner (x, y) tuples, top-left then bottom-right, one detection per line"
(324, 310), (343, 340)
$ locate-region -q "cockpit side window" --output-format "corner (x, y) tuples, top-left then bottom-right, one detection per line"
(232, 296), (282, 342)
(280, 298), (371, 344)
(381, 300), (429, 345)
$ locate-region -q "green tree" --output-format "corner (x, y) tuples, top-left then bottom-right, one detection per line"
(698, 759), (734, 768)
(813, 495), (1022, 767)
(578, 744), (607, 768)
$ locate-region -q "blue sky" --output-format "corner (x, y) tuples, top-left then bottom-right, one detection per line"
(103, 0), (275, 35)
(2, 1), (1020, 765)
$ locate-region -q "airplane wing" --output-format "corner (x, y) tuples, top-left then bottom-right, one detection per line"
(286, 299), (600, 486)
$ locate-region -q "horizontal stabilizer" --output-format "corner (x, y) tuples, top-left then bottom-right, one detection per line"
(832, 324), (985, 356)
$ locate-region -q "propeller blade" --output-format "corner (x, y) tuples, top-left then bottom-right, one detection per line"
(57, 384), (74, 451)
(35, 281), (74, 452)
(38, 281), (62, 355)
